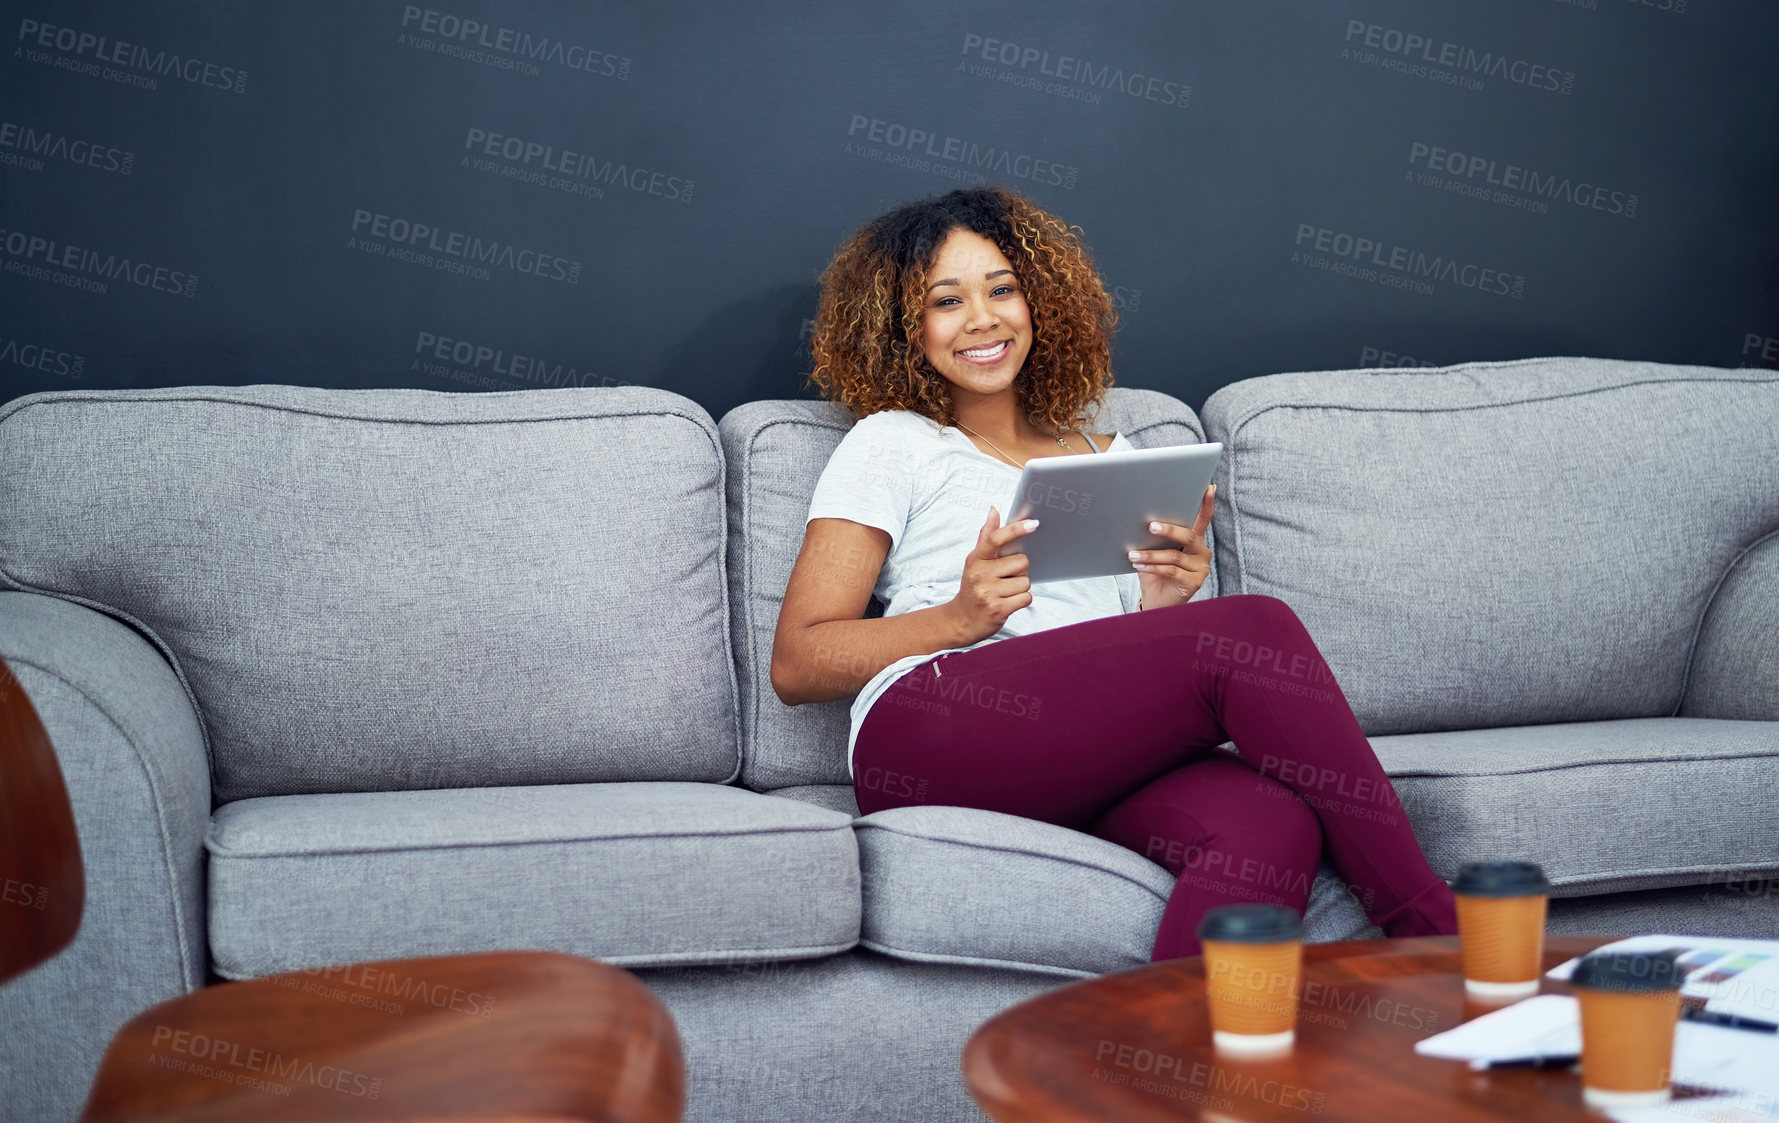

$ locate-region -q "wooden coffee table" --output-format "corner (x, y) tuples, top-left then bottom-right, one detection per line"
(964, 934), (1660, 1122)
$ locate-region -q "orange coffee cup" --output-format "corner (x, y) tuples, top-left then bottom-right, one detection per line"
(1198, 904), (1303, 1055)
(1571, 951), (1685, 1108)
(1453, 860), (1550, 1000)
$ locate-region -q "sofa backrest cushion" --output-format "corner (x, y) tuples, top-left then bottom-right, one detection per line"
(1201, 357), (1779, 736)
(0, 385), (740, 801)
(719, 387), (1214, 791)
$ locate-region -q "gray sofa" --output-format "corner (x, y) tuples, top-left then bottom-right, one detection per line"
(2, 356), (1775, 1123)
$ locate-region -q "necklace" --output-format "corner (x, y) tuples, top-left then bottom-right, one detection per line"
(955, 421), (1074, 469)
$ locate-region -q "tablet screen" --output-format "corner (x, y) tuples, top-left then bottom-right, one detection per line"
(999, 442), (1222, 582)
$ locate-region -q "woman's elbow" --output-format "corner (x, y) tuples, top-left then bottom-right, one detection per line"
(769, 649), (804, 707)
(769, 669), (795, 707)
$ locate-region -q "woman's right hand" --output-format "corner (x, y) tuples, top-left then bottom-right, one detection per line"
(946, 506), (1041, 645)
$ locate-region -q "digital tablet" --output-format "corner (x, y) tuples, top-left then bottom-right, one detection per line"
(997, 442), (1223, 582)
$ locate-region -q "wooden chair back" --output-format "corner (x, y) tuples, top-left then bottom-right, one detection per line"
(0, 656), (84, 984)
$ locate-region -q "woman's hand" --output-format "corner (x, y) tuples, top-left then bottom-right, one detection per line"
(945, 506), (1041, 645)
(1129, 485), (1215, 610)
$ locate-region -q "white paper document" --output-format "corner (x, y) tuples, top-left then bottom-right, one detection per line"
(1414, 993), (1581, 1062)
(1608, 1102), (1779, 1123)
(1545, 935), (1779, 1024)
(1414, 993), (1779, 1117)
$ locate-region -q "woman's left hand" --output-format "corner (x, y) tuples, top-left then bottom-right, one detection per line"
(1128, 485), (1215, 610)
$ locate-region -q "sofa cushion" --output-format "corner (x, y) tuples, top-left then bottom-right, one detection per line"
(206, 782), (858, 978)
(719, 388), (1216, 792)
(852, 804), (1373, 979)
(0, 385), (740, 801)
(765, 784), (861, 817)
(1375, 716), (1779, 896)
(1200, 358), (1779, 736)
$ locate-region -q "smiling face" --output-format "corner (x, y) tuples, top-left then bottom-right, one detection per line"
(919, 227), (1034, 402)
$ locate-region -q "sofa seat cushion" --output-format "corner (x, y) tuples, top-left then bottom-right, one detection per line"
(1374, 716), (1779, 895)
(764, 784), (861, 817)
(207, 782), (859, 979)
(852, 804), (1373, 979)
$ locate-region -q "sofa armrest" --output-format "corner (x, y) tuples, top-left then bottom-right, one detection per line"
(0, 591), (209, 1122)
(1681, 530), (1779, 720)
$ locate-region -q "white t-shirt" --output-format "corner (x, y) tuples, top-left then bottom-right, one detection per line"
(803, 409), (1141, 778)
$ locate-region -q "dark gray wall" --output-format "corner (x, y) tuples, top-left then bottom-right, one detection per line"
(2, 0), (1775, 419)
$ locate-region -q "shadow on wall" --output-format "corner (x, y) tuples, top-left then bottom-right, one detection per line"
(658, 282), (824, 420)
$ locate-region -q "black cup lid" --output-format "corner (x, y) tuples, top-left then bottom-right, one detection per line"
(1197, 904), (1303, 944)
(1571, 951), (1685, 993)
(1452, 860), (1551, 898)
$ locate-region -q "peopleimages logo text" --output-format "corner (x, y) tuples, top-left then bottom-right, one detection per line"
(399, 6), (629, 79)
(847, 114), (1077, 189)
(1344, 20), (1575, 94)
(958, 32), (1190, 108)
(0, 335), (85, 379)
(16, 18), (248, 93)
(412, 331), (621, 389)
(151, 1027), (381, 1099)
(0, 121), (134, 175)
(1294, 223), (1525, 299)
(1408, 142), (1638, 217)
(349, 210), (582, 285)
(463, 128), (692, 202)
(0, 226), (198, 297)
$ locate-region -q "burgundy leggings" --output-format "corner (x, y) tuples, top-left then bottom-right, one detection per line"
(851, 594), (1456, 961)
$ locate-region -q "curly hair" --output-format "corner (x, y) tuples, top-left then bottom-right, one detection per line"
(806, 185), (1118, 433)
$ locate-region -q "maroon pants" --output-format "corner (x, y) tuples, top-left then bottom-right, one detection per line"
(852, 594), (1456, 961)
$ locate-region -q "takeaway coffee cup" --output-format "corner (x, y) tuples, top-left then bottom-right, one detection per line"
(1571, 951), (1685, 1108)
(1199, 904), (1303, 1055)
(1453, 860), (1551, 999)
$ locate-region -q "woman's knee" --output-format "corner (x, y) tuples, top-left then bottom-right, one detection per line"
(1243, 771), (1324, 860)
(1111, 756), (1321, 864)
(1236, 594), (1307, 633)
(1191, 594), (1315, 653)
(1167, 771), (1320, 906)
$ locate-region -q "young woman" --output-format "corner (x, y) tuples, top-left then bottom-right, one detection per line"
(769, 185), (1457, 960)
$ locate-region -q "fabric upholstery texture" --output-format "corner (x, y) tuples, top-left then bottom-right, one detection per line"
(855, 805), (1175, 977)
(1548, 881), (1779, 938)
(1375, 716), (1779, 895)
(852, 804), (1373, 978)
(1682, 530), (1779, 721)
(0, 593), (209, 1123)
(206, 782), (859, 978)
(765, 784), (861, 817)
(719, 387), (1215, 792)
(0, 385), (740, 801)
(1200, 358), (1779, 736)
(634, 947), (1067, 1123)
